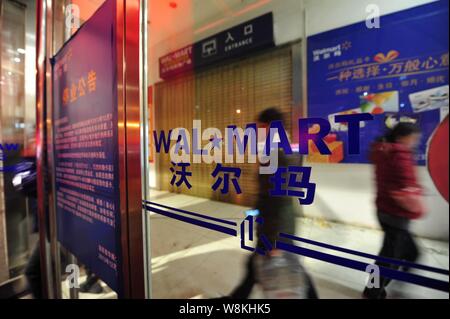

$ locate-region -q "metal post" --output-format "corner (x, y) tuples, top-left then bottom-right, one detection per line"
(116, 0), (145, 299)
(35, 0), (52, 299)
(46, 0), (62, 299)
(139, 0), (151, 299)
(36, 0), (62, 299)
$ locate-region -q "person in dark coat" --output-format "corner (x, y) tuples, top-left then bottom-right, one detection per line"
(229, 107), (317, 299)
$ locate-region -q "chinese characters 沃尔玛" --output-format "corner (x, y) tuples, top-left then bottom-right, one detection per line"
(153, 113), (374, 205)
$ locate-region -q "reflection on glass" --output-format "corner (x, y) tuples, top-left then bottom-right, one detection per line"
(143, 0), (449, 300)
(0, 0), (33, 282)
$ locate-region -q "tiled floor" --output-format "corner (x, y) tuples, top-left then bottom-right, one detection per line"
(147, 191), (449, 299)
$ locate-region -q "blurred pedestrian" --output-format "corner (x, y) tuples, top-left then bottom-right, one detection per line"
(229, 107), (318, 299)
(364, 122), (425, 299)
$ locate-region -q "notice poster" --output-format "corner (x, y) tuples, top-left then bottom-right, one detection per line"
(52, 0), (122, 293)
(307, 1), (449, 165)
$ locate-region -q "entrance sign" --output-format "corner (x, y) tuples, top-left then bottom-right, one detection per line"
(159, 13), (275, 79)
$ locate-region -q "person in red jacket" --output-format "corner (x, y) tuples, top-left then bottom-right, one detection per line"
(363, 122), (424, 299)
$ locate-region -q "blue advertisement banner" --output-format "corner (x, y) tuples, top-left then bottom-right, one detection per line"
(307, 1), (449, 165)
(51, 0), (122, 294)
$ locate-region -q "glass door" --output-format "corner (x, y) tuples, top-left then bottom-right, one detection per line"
(141, 0), (449, 300)
(0, 0), (37, 296)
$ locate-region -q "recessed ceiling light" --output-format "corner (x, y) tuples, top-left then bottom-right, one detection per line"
(14, 57), (21, 63)
(17, 48), (26, 54)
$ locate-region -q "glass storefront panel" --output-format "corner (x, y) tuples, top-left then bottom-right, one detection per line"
(144, 0), (307, 299)
(143, 0), (449, 299)
(0, 0), (37, 287)
(5, 0), (443, 300)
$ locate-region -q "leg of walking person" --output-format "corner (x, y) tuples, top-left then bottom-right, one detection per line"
(403, 230), (420, 263)
(398, 228), (420, 273)
(306, 275), (319, 299)
(230, 254), (256, 299)
(364, 223), (401, 299)
(25, 242), (43, 299)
